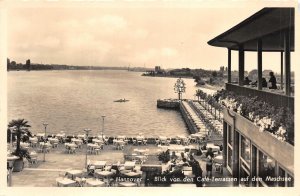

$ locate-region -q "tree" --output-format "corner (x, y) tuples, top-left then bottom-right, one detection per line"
(174, 78), (186, 100)
(26, 59), (31, 70)
(212, 71), (218, 77)
(195, 89), (201, 101)
(8, 119), (32, 159)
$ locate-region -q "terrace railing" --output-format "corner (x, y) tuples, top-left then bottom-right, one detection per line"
(226, 83), (294, 112)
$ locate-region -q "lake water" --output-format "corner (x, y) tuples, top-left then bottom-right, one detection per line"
(8, 70), (216, 137)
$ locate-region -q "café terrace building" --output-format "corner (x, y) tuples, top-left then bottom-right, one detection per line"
(208, 7), (294, 187)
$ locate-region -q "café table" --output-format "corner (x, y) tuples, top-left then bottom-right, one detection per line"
(29, 137), (38, 142)
(113, 140), (125, 150)
(95, 170), (114, 177)
(214, 155), (223, 164)
(117, 135), (126, 140)
(95, 170), (114, 186)
(77, 134), (86, 139)
(124, 171), (141, 177)
(159, 136), (167, 145)
(136, 136), (144, 144)
(206, 143), (220, 153)
(20, 142), (30, 148)
(39, 142), (52, 149)
(124, 161), (135, 170)
(56, 178), (77, 187)
(85, 179), (105, 187)
(71, 138), (82, 143)
(56, 133), (65, 138)
(133, 149), (148, 154)
(119, 182), (137, 187)
(66, 170), (83, 180)
(183, 170), (194, 178)
(37, 133), (45, 137)
(92, 161), (107, 169)
(65, 143), (77, 148)
(48, 138), (59, 146)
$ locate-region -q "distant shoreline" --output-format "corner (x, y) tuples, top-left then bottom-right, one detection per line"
(142, 74), (223, 91)
(8, 69), (223, 91)
(7, 69), (142, 72)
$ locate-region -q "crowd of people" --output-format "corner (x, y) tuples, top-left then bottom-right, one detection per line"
(163, 147), (217, 187)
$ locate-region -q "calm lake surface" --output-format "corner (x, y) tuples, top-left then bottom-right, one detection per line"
(8, 70), (216, 137)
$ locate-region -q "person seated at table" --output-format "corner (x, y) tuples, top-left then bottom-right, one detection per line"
(250, 80), (257, 87)
(180, 152), (188, 160)
(22, 133), (30, 142)
(268, 72), (277, 89)
(219, 145), (223, 152)
(243, 77), (251, 85)
(201, 144), (207, 150)
(179, 158), (190, 167)
(251, 78), (268, 88)
(87, 165), (95, 176)
(170, 151), (178, 163)
(262, 78), (268, 88)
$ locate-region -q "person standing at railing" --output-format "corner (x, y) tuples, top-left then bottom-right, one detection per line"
(268, 72), (277, 89)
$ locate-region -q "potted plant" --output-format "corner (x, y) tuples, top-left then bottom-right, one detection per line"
(8, 119), (32, 172)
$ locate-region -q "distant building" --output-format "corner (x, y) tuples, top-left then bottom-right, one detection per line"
(11, 61), (16, 67)
(155, 66), (161, 72)
(26, 59), (31, 70)
(220, 66), (225, 72)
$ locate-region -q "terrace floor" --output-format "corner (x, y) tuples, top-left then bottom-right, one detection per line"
(10, 143), (233, 187)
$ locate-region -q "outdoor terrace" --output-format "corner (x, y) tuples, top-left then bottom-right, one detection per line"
(8, 141), (232, 187)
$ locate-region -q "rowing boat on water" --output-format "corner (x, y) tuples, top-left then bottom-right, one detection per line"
(114, 99), (129, 103)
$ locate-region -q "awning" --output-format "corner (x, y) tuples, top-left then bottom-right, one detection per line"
(207, 8), (294, 52)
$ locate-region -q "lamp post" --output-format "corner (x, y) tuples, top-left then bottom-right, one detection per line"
(84, 128), (91, 168)
(101, 116), (106, 140)
(9, 126), (16, 152)
(42, 122), (48, 162)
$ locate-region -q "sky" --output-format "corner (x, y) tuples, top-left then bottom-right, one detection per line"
(7, 0), (297, 72)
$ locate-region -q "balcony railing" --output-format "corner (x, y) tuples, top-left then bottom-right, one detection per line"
(226, 83), (294, 112)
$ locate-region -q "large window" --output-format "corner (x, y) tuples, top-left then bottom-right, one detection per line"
(287, 174), (294, 187)
(228, 147), (232, 169)
(227, 124), (233, 172)
(258, 151), (276, 187)
(228, 125), (232, 146)
(240, 163), (250, 187)
(239, 135), (250, 187)
(278, 167), (285, 187)
(278, 166), (294, 187)
(241, 135), (250, 166)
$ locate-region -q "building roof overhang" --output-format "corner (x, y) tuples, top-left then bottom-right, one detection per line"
(207, 8), (294, 52)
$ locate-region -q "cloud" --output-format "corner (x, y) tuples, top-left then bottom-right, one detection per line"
(100, 15), (127, 30)
(8, 4), (295, 71)
(37, 36), (61, 48)
(161, 47), (177, 57)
